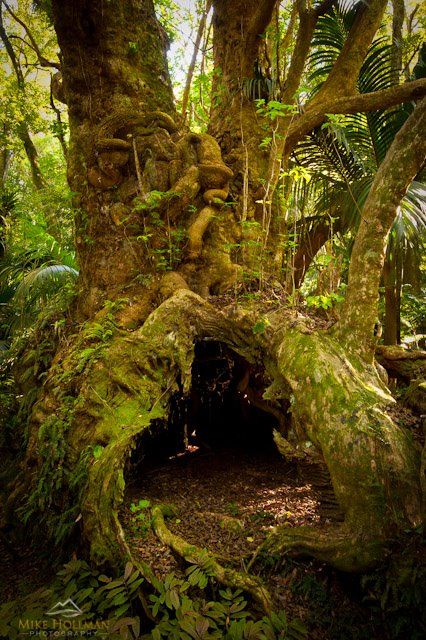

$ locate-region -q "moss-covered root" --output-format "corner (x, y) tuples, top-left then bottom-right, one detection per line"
(258, 523), (386, 573)
(151, 504), (272, 613)
(75, 290), (256, 567)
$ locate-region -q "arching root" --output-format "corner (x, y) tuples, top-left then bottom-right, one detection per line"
(151, 504), (272, 613)
(255, 523), (386, 573)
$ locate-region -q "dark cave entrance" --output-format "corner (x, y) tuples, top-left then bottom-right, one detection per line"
(129, 340), (290, 474)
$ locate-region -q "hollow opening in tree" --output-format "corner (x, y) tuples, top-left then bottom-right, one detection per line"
(127, 340), (287, 478)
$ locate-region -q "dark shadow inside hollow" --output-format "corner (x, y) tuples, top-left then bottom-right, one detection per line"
(188, 340), (282, 452)
(127, 340), (290, 475)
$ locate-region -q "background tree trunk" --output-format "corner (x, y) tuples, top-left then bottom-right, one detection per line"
(0, 6), (45, 190)
(383, 254), (398, 345)
(209, 0), (276, 175)
(337, 98), (426, 357)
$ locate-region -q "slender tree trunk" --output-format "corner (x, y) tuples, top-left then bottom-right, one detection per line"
(396, 249), (402, 344)
(18, 127), (45, 190)
(0, 124), (12, 189)
(391, 0), (405, 84)
(403, 245), (422, 296)
(337, 98), (426, 357)
(0, 5), (45, 190)
(181, 0), (212, 124)
(383, 254), (398, 345)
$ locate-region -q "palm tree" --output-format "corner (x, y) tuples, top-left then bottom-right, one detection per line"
(290, 2), (425, 344)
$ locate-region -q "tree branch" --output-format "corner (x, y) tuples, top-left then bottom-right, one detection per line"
(281, 3), (298, 51)
(336, 97), (426, 356)
(49, 76), (68, 159)
(0, 4), (46, 189)
(181, 0), (212, 124)
(391, 0), (405, 84)
(285, 78), (426, 154)
(0, 4), (24, 88)
(311, 0), (388, 101)
(249, 0), (278, 36)
(1, 0), (60, 70)
(280, 0), (322, 104)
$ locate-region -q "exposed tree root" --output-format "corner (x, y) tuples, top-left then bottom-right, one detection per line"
(11, 290), (423, 582)
(187, 205), (217, 259)
(151, 503), (272, 613)
(375, 345), (426, 383)
(256, 523), (386, 573)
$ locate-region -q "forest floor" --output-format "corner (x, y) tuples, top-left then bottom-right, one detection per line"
(123, 448), (342, 579)
(0, 534), (54, 602)
(122, 446), (393, 640)
(0, 403), (423, 639)
(0, 446), (56, 603)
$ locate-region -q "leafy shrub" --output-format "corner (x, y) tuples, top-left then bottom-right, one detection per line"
(0, 559), (307, 640)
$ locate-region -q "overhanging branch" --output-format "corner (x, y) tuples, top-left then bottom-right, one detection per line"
(1, 0), (60, 70)
(311, 0), (388, 100)
(285, 78), (426, 153)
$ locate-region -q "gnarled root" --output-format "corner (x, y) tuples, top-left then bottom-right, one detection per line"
(187, 205), (216, 259)
(151, 504), (272, 613)
(256, 523), (386, 573)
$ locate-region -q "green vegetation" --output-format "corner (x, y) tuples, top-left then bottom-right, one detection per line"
(0, 0), (425, 638)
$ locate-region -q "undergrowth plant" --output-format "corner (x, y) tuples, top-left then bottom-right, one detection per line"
(130, 499), (152, 538)
(0, 558), (308, 640)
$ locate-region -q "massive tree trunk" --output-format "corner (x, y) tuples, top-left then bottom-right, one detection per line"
(5, 0), (425, 614)
(51, 0), (176, 316)
(209, 0), (276, 173)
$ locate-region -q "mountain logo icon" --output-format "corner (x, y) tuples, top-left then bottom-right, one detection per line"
(46, 599), (83, 618)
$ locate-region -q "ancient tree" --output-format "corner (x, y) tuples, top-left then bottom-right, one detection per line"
(6, 0), (426, 609)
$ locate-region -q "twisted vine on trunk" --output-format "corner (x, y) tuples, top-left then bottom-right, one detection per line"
(4, 1), (425, 612)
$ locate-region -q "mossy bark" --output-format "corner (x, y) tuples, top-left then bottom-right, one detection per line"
(6, 1), (425, 605)
(51, 0), (177, 316)
(337, 98), (426, 356)
(261, 323), (422, 570)
(11, 290), (423, 581)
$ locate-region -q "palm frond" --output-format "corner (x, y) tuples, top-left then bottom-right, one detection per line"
(13, 264), (78, 304)
(293, 124), (366, 185)
(387, 182), (426, 258)
(7, 263), (78, 334)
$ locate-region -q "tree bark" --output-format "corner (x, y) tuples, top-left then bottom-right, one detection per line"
(285, 78), (426, 157)
(4, 0), (425, 606)
(391, 0), (405, 84)
(11, 290), (422, 578)
(0, 124), (12, 189)
(383, 254), (398, 346)
(51, 0), (176, 316)
(209, 0), (276, 167)
(337, 98), (426, 357)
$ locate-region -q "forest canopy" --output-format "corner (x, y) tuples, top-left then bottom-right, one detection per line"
(0, 1), (425, 638)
